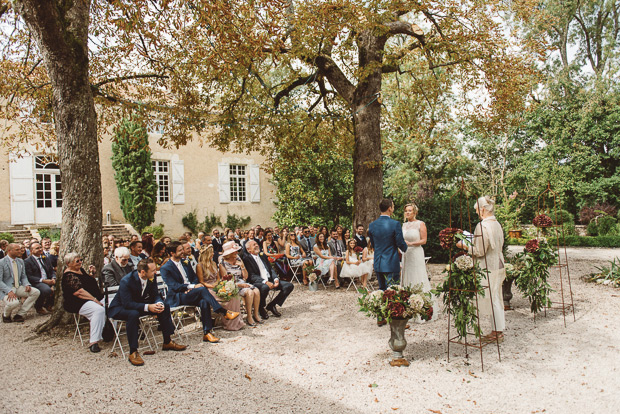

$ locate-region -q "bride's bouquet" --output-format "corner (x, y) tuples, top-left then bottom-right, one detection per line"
(358, 284), (433, 323)
(214, 273), (239, 301)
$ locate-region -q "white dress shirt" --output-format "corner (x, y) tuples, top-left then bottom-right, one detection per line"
(252, 254), (273, 283)
(34, 255), (47, 280)
(140, 277), (163, 312)
(171, 258), (194, 289)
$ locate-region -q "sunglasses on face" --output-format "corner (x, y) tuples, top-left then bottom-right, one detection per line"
(75, 259), (83, 263)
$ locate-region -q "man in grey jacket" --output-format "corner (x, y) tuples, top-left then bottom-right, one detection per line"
(102, 247), (134, 287)
(0, 243), (40, 323)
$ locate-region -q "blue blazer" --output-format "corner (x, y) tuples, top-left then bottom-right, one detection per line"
(368, 215), (408, 273)
(108, 270), (163, 318)
(159, 259), (198, 307)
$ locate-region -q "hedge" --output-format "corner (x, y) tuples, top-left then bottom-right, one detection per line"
(508, 235), (620, 248)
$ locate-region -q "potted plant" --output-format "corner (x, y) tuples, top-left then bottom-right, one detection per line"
(303, 263), (321, 292)
(359, 284), (433, 367)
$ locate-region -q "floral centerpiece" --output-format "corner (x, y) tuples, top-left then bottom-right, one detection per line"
(532, 214), (554, 228)
(303, 263), (321, 283)
(438, 228), (463, 250)
(358, 284), (433, 323)
(354, 246), (364, 254)
(513, 237), (557, 313)
(433, 253), (487, 339)
(213, 273), (239, 301)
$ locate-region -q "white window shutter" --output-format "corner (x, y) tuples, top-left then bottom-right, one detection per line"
(9, 153), (35, 225)
(249, 164), (260, 203)
(218, 163), (230, 203)
(171, 160), (185, 204)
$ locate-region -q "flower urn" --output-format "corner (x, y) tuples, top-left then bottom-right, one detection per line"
(388, 318), (410, 367)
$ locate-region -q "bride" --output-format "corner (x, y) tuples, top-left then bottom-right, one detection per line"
(401, 203), (434, 320)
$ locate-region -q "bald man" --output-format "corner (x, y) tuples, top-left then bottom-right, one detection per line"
(0, 243), (40, 322)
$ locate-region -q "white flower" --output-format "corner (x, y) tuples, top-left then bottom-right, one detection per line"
(445, 265), (451, 271)
(455, 255), (473, 270)
(308, 273), (317, 283)
(225, 280), (236, 292)
(504, 263), (514, 272)
(538, 237), (547, 244)
(408, 294), (424, 312)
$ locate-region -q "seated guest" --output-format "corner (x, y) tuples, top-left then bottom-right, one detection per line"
(243, 240), (294, 319)
(0, 243), (40, 322)
(285, 232), (313, 285)
(196, 232), (205, 249)
(102, 247), (134, 287)
(151, 241), (169, 270)
(360, 239), (374, 290)
(341, 238), (368, 287)
(108, 259), (187, 366)
(343, 228), (351, 244)
(254, 228), (265, 246)
(25, 241), (56, 314)
(129, 241), (146, 269)
(141, 233), (154, 257)
(354, 224), (368, 249)
(21, 239), (31, 259)
(313, 233), (338, 285)
(242, 229), (255, 251)
(276, 229), (288, 252)
(130, 235), (139, 242)
(263, 230), (287, 279)
(49, 241), (60, 271)
(182, 241), (198, 273)
(298, 226), (315, 259)
(161, 236), (171, 245)
(225, 230), (241, 247)
(211, 230), (223, 261)
(103, 245), (111, 266)
(160, 241), (239, 343)
(41, 237), (53, 257)
(195, 244), (245, 330)
(0, 239), (7, 259)
(61, 252), (105, 352)
(215, 242), (261, 327)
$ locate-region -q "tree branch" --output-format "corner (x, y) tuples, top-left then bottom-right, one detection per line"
(92, 73), (169, 88)
(274, 72), (317, 108)
(314, 55), (355, 104)
(385, 21), (425, 45)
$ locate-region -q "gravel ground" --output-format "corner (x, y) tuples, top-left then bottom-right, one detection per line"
(1, 247), (619, 414)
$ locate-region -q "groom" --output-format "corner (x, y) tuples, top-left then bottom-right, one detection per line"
(368, 199), (408, 322)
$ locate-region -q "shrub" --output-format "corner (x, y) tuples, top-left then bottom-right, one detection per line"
(551, 209), (574, 225)
(0, 233), (15, 243)
(507, 235), (620, 248)
(579, 203), (618, 224)
(203, 212), (222, 234)
(38, 228), (61, 241)
(143, 224), (164, 239)
(587, 221), (599, 236)
(598, 216), (618, 236)
(182, 210), (200, 234)
(111, 117), (158, 232)
(224, 213), (251, 230)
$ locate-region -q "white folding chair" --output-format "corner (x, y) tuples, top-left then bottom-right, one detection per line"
(72, 313), (90, 346)
(286, 257), (304, 284)
(312, 256), (328, 290)
(425, 256), (432, 281)
(158, 276), (200, 341)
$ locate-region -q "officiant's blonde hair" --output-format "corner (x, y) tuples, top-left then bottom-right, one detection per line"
(403, 203), (419, 221)
(474, 196), (495, 213)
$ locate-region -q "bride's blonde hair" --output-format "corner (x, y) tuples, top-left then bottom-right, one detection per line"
(403, 203), (419, 222)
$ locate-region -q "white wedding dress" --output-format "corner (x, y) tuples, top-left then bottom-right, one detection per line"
(401, 220), (435, 321)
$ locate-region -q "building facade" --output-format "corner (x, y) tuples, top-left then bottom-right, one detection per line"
(2, 131), (277, 236)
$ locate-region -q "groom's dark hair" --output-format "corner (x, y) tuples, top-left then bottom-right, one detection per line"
(379, 198), (393, 212)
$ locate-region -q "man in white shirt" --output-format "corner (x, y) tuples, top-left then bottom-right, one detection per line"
(0, 243), (40, 322)
(242, 240), (294, 319)
(24, 241), (56, 314)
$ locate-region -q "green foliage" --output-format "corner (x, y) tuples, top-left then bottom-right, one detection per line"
(433, 255), (487, 339)
(202, 213), (222, 234)
(597, 216), (618, 236)
(143, 224), (164, 239)
(587, 220), (599, 236)
(224, 213), (251, 230)
(271, 138), (353, 228)
(585, 258), (620, 287)
(508, 235), (620, 248)
(181, 210), (200, 234)
(514, 240), (558, 314)
(0, 233), (15, 243)
(38, 228), (61, 241)
(111, 117), (157, 232)
(551, 209), (574, 225)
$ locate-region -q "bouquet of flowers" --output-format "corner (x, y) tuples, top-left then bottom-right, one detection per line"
(214, 276), (239, 301)
(532, 214), (553, 228)
(303, 263), (321, 283)
(514, 237), (557, 314)
(439, 228), (463, 250)
(433, 253), (486, 339)
(354, 246), (364, 254)
(358, 284), (433, 323)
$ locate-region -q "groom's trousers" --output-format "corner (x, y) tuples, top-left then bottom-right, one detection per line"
(376, 272), (400, 291)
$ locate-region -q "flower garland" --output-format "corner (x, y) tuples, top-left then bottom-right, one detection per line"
(358, 284), (433, 323)
(513, 237), (557, 314)
(433, 253), (486, 339)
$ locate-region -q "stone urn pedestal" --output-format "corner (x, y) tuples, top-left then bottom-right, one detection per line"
(388, 318), (410, 367)
(308, 281), (318, 292)
(502, 278), (514, 310)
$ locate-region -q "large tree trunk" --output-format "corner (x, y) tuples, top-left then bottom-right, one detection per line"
(352, 31), (387, 229)
(14, 0), (103, 332)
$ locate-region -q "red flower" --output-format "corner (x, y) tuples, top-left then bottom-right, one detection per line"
(354, 246), (364, 253)
(439, 228), (463, 250)
(223, 273), (233, 281)
(383, 290), (396, 299)
(525, 239), (540, 253)
(424, 306), (434, 321)
(388, 301), (406, 318)
(533, 214), (553, 228)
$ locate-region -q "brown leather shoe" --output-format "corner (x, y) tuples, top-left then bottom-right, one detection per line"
(224, 310), (240, 320)
(203, 332), (220, 343)
(36, 308), (49, 315)
(162, 341), (187, 351)
(128, 351), (145, 366)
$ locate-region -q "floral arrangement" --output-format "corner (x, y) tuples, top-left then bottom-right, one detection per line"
(532, 214), (554, 228)
(213, 277), (239, 301)
(303, 263), (321, 283)
(439, 228), (463, 250)
(358, 284), (433, 323)
(354, 246), (364, 254)
(433, 253), (486, 339)
(513, 237), (557, 313)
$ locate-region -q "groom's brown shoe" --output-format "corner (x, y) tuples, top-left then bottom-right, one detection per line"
(128, 351), (145, 366)
(162, 341), (187, 351)
(203, 333), (220, 343)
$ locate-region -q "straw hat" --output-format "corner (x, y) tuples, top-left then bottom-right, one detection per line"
(221, 241), (241, 257)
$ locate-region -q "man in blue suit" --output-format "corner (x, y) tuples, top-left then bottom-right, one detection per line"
(368, 199), (408, 315)
(108, 259), (187, 366)
(160, 241), (239, 344)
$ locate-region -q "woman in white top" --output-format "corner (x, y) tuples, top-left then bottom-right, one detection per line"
(400, 203), (430, 291)
(458, 196), (506, 341)
(340, 239), (368, 287)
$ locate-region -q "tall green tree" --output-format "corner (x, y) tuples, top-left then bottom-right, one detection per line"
(111, 117), (158, 232)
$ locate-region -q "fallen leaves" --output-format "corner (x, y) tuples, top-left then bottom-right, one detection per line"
(369, 383), (378, 388)
(244, 373), (252, 381)
(428, 410), (442, 414)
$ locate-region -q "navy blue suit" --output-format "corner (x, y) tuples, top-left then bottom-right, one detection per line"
(368, 215), (408, 290)
(24, 254), (56, 309)
(160, 259), (223, 333)
(108, 270), (175, 353)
